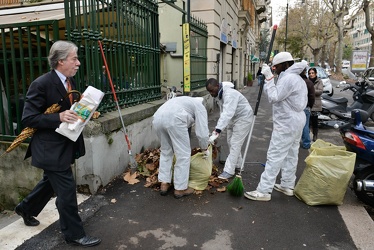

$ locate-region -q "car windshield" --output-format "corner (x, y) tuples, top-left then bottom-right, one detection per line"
(307, 67), (328, 79)
(315, 67), (328, 79)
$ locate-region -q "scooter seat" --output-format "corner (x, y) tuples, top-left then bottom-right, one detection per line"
(366, 126), (374, 133)
(322, 94), (348, 104)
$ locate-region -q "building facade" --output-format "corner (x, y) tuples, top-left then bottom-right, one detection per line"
(155, 0), (270, 90)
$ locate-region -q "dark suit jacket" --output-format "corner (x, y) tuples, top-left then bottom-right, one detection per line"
(22, 70), (85, 171)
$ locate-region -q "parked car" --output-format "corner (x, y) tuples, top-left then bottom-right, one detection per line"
(325, 67), (332, 76)
(307, 66), (334, 96)
(342, 60), (351, 70)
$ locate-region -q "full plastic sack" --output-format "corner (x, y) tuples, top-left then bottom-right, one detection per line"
(310, 139), (346, 152)
(188, 145), (213, 190)
(294, 146), (356, 206)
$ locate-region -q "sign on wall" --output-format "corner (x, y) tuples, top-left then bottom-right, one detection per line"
(183, 23), (191, 92)
(220, 19), (228, 44)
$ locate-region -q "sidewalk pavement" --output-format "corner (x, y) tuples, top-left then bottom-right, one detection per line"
(1, 83), (374, 249)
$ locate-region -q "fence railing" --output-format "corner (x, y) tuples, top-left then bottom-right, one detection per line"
(0, 0), (208, 141)
(0, 0), (161, 141)
(188, 15), (208, 91)
(0, 20), (60, 139)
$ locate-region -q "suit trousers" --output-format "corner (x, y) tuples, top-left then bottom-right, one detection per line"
(20, 168), (85, 240)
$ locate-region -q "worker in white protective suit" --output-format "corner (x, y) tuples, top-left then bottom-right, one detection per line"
(152, 96), (210, 199)
(245, 52), (308, 201)
(206, 79), (254, 180)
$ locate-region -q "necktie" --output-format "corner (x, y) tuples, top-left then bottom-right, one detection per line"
(66, 78), (73, 104)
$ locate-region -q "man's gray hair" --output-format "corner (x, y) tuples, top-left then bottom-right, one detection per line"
(48, 40), (78, 69)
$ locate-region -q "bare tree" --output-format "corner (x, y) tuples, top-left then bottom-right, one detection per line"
(363, 0), (374, 67)
(323, 0), (361, 73)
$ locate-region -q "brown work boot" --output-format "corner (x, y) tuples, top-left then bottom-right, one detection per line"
(174, 187), (194, 199)
(160, 182), (171, 196)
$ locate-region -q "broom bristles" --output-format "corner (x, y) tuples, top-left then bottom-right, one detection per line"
(227, 175), (244, 197)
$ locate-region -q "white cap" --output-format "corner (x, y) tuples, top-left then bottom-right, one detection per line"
(272, 52), (294, 66)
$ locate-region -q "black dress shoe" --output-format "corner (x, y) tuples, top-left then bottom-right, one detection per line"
(66, 235), (101, 247)
(15, 204), (40, 226)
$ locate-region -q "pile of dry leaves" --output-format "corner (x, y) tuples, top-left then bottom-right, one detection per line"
(123, 146), (228, 194)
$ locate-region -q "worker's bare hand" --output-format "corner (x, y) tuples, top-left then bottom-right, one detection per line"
(59, 110), (78, 123)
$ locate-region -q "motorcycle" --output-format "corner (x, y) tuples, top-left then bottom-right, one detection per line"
(319, 79), (374, 127)
(339, 109), (374, 207)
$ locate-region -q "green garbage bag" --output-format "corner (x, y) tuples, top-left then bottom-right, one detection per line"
(294, 147), (356, 206)
(188, 145), (213, 190)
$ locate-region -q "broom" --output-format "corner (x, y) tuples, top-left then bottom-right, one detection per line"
(227, 24), (278, 196)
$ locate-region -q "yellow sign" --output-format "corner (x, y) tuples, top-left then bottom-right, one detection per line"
(183, 23), (190, 93)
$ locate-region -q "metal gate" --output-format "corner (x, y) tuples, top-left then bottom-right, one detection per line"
(186, 15), (207, 90)
(0, 20), (60, 139)
(65, 0), (161, 112)
(0, 0), (161, 140)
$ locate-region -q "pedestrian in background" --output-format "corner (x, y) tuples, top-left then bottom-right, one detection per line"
(308, 67), (323, 142)
(245, 52), (307, 201)
(205, 78), (253, 180)
(256, 66), (264, 86)
(15, 40), (101, 247)
(300, 65), (315, 149)
(152, 96), (210, 198)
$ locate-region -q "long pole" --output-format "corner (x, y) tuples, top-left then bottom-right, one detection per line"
(285, 0), (289, 51)
(98, 40), (138, 173)
(239, 24), (278, 174)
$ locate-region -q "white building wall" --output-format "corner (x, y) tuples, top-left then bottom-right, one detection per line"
(350, 5), (373, 64)
(191, 0), (240, 86)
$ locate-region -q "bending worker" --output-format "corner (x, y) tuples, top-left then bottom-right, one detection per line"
(206, 79), (254, 180)
(152, 96), (210, 199)
(245, 52), (308, 201)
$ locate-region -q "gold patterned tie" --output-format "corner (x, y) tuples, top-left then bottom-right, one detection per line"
(66, 78), (73, 104)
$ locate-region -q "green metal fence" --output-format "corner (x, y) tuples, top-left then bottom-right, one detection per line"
(187, 15), (207, 90)
(0, 20), (60, 139)
(0, 0), (161, 141)
(65, 0), (161, 112)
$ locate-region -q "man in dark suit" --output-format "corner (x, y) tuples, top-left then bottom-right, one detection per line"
(15, 40), (101, 247)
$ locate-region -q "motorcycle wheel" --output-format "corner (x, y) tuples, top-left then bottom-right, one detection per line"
(353, 167), (374, 208)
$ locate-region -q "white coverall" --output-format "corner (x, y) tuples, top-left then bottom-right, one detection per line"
(256, 61), (308, 193)
(215, 84), (254, 175)
(152, 96), (209, 190)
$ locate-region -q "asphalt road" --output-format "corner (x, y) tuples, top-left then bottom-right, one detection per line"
(4, 79), (374, 250)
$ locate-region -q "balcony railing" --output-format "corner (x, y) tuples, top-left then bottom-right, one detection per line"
(0, 0), (58, 7)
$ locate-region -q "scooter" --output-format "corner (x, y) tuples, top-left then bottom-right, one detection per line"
(339, 109), (374, 207)
(319, 79), (374, 127)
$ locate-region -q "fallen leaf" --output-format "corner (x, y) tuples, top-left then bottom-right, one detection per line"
(92, 111), (100, 119)
(217, 186), (226, 192)
(123, 171), (140, 185)
(146, 162), (155, 171)
(111, 198), (117, 203)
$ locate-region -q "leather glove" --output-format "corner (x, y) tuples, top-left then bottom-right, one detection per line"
(202, 149), (210, 159)
(261, 64), (273, 80)
(208, 131), (220, 144)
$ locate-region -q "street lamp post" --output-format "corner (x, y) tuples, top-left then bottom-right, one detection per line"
(284, 0), (289, 51)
